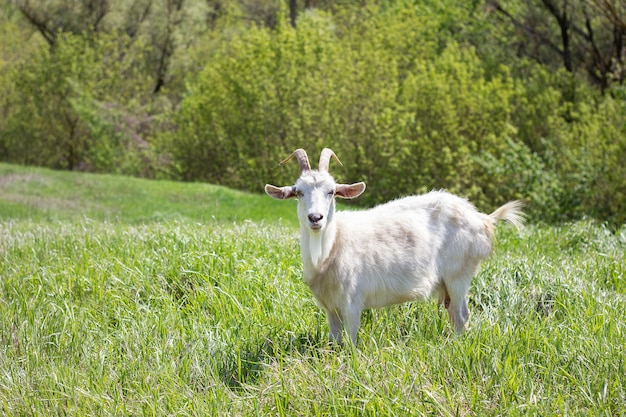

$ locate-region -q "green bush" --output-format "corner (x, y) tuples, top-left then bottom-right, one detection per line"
(159, 4), (626, 225)
(162, 12), (517, 207)
(0, 32), (160, 176)
(1, 1), (624, 225)
(161, 10), (404, 194)
(508, 65), (626, 223)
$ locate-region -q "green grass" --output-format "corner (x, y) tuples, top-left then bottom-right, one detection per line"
(1, 164), (625, 416)
(0, 163), (297, 225)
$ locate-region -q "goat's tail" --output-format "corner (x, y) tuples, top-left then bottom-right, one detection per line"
(489, 201), (525, 231)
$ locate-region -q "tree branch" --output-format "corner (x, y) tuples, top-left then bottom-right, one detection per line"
(12, 0), (57, 46)
(541, 0), (573, 72)
(487, 0), (563, 56)
(588, 0), (626, 31)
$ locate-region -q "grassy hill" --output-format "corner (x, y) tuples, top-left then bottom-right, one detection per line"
(0, 163), (297, 225)
(0, 164), (625, 416)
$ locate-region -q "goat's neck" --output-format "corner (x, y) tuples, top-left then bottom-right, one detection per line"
(301, 221), (337, 275)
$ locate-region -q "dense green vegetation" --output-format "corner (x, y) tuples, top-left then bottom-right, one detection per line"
(0, 0), (624, 224)
(0, 166), (625, 415)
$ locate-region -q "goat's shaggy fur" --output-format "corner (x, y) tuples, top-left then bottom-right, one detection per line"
(266, 148), (524, 344)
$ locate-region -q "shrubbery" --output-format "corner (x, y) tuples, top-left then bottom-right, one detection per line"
(0, 32), (162, 176)
(0, 1), (624, 225)
(160, 8), (626, 224)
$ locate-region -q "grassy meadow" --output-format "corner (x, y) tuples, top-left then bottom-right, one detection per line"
(0, 163), (297, 225)
(0, 163), (625, 416)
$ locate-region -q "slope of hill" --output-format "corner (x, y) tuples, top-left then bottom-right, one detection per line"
(0, 163), (297, 226)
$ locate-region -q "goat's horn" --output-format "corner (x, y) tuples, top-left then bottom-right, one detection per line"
(280, 148), (311, 172)
(318, 148), (342, 173)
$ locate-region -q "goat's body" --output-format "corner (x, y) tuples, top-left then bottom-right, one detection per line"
(301, 191), (521, 343)
(266, 149), (524, 344)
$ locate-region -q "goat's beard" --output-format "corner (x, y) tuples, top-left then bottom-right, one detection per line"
(309, 232), (323, 269)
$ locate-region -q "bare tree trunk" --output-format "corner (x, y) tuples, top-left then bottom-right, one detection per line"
(154, 0), (183, 94)
(289, 0), (297, 28)
(541, 0), (573, 72)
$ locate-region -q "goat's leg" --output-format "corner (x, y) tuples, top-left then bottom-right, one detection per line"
(343, 305), (362, 345)
(438, 283), (450, 309)
(443, 276), (471, 334)
(327, 310), (343, 344)
(449, 297), (469, 334)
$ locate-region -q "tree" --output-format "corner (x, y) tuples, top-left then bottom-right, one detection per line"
(9, 0), (111, 46)
(488, 0), (625, 91)
(0, 32), (156, 172)
(9, 0), (217, 94)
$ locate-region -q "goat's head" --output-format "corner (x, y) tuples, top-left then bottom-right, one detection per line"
(265, 148), (366, 232)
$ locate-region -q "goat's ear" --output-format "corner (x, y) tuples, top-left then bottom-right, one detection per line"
(336, 182), (366, 199)
(265, 184), (297, 200)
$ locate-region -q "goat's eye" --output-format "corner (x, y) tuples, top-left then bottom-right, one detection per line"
(296, 190), (304, 197)
(327, 190), (335, 197)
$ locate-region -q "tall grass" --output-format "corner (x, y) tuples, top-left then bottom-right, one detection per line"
(0, 164), (625, 415)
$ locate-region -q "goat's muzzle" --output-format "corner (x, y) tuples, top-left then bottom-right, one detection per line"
(307, 213), (324, 230)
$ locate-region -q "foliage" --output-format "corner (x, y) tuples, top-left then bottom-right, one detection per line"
(507, 64), (626, 222)
(488, 0), (625, 91)
(160, 4), (625, 224)
(0, 32), (161, 175)
(6, 0), (219, 93)
(0, 0), (625, 225)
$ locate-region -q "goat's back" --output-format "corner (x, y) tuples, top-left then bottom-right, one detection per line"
(337, 190), (491, 242)
(329, 191), (496, 306)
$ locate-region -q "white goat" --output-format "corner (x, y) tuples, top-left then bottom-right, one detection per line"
(265, 148), (524, 344)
